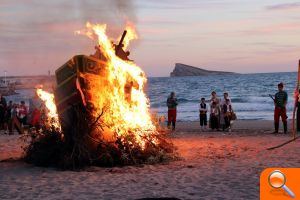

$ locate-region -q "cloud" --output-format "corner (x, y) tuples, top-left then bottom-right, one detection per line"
(136, 0), (230, 10)
(1, 0), (300, 76)
(266, 2), (300, 11)
(238, 22), (300, 36)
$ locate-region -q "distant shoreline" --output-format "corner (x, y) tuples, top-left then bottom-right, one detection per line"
(0, 71), (297, 79)
(0, 75), (55, 79)
(148, 71), (297, 78)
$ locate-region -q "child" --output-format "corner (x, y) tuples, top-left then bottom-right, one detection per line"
(223, 99), (232, 131)
(199, 97), (207, 130)
(210, 102), (220, 130)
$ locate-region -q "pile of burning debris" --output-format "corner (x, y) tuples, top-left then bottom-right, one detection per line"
(24, 23), (176, 169)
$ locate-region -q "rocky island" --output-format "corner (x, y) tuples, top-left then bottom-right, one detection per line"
(170, 63), (237, 77)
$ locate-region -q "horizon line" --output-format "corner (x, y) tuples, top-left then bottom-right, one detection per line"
(0, 71), (297, 79)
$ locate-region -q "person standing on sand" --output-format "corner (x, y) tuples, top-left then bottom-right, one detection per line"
(210, 91), (220, 106)
(220, 92), (231, 130)
(210, 91), (220, 129)
(273, 82), (288, 134)
(18, 101), (28, 126)
(167, 92), (178, 130)
(210, 102), (220, 130)
(0, 94), (7, 133)
(199, 97), (208, 131)
(223, 99), (233, 132)
(29, 93), (43, 129)
(6, 101), (13, 134)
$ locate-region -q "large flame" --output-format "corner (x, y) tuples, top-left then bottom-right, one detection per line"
(36, 23), (156, 148)
(80, 22), (156, 147)
(36, 88), (61, 131)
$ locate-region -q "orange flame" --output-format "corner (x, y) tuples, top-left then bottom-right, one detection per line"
(37, 23), (157, 149)
(79, 22), (157, 148)
(120, 22), (138, 50)
(36, 88), (61, 131)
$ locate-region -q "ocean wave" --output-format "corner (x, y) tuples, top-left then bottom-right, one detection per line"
(151, 102), (294, 112)
(153, 96), (278, 106)
(231, 98), (248, 103)
(176, 98), (199, 103)
(148, 72), (297, 120)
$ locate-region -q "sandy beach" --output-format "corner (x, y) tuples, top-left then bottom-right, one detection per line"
(2, 0), (300, 199)
(0, 120), (299, 200)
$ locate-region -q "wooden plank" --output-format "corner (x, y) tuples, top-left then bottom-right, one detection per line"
(54, 75), (77, 102)
(54, 55), (107, 132)
(55, 56), (80, 84)
(56, 92), (81, 114)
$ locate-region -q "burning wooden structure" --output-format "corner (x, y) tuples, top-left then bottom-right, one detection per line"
(25, 23), (175, 169)
(54, 29), (142, 147)
(55, 30), (131, 119)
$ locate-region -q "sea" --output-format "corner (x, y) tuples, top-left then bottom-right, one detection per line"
(4, 72), (297, 122)
(147, 72), (297, 121)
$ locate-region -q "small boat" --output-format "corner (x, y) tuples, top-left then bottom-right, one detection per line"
(0, 79), (17, 96)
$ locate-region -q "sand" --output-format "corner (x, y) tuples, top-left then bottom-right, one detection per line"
(0, 120), (299, 200)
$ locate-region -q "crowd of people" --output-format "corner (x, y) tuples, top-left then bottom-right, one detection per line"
(166, 82), (290, 133)
(0, 82), (291, 134)
(0, 93), (43, 134)
(167, 91), (236, 132)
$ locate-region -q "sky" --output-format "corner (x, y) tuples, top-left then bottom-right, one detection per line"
(0, 0), (300, 77)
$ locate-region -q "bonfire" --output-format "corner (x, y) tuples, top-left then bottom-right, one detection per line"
(24, 23), (176, 169)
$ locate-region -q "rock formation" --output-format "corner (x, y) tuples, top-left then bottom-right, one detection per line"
(170, 63), (237, 77)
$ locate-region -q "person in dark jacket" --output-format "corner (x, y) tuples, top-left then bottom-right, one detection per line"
(199, 97), (208, 130)
(18, 101), (28, 126)
(223, 99), (232, 131)
(210, 102), (220, 130)
(0, 94), (7, 132)
(6, 101), (13, 134)
(273, 82), (288, 134)
(167, 92), (178, 130)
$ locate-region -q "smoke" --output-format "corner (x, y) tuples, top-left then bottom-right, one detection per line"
(74, 0), (137, 26)
(71, 0), (137, 37)
(0, 0), (139, 76)
(112, 0), (137, 23)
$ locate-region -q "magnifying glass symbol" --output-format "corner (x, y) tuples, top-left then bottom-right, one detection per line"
(268, 170), (295, 198)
